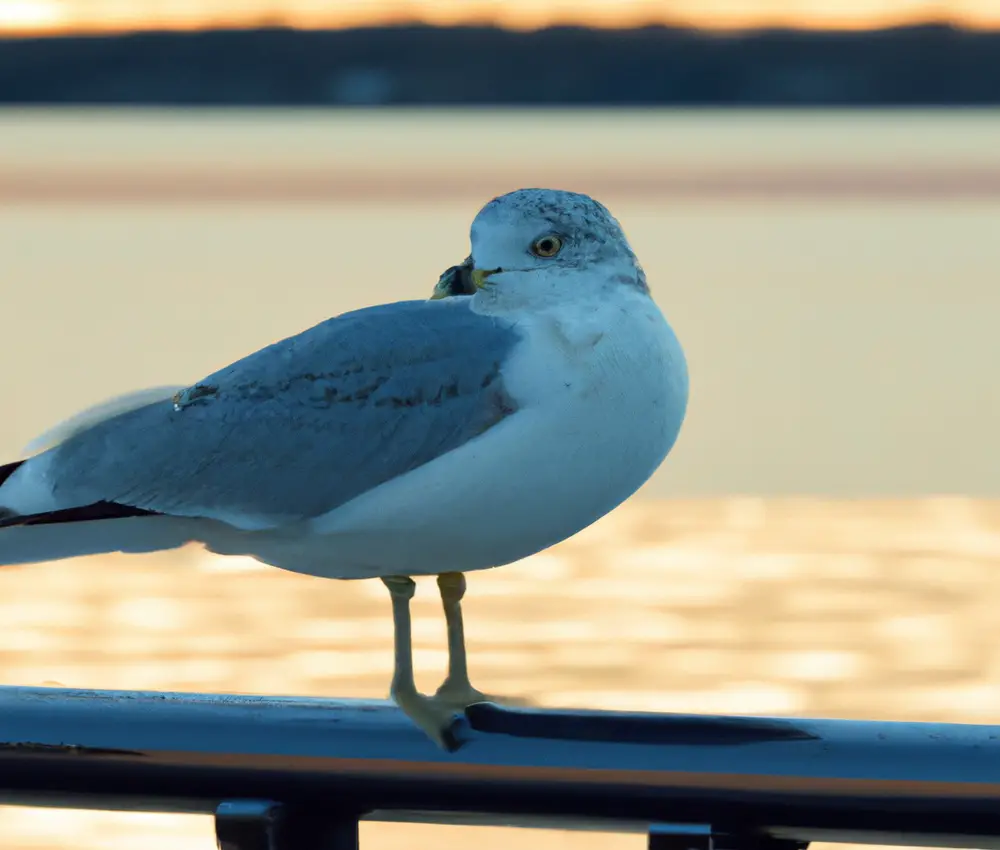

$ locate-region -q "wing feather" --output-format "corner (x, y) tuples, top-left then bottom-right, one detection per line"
(39, 299), (521, 528)
(22, 385), (186, 455)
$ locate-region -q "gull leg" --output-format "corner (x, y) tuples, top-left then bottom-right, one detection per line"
(433, 571), (535, 710)
(381, 575), (463, 750)
(433, 572), (489, 708)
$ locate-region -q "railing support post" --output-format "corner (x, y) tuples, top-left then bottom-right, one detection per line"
(648, 824), (808, 850)
(216, 800), (360, 850)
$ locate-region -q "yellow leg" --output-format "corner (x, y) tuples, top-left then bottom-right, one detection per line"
(381, 575), (463, 750)
(433, 572), (489, 708)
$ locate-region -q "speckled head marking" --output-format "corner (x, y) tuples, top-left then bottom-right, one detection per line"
(469, 188), (649, 294)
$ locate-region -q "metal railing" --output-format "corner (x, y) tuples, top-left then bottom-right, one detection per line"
(2, 684), (1000, 850)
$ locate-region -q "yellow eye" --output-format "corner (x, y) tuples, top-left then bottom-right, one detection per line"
(530, 235), (563, 258)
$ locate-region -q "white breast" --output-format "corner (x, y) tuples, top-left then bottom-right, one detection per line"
(230, 288), (688, 580)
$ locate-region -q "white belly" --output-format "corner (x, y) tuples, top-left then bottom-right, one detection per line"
(211, 291), (688, 579)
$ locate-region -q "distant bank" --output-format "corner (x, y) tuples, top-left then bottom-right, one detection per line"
(1, 23), (999, 106)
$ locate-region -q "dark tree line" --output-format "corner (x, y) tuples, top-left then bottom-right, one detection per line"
(0, 23), (997, 106)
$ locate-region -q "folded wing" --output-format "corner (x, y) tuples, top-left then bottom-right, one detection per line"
(0, 299), (521, 531)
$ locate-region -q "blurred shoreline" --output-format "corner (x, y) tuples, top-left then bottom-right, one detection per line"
(3, 25), (999, 106)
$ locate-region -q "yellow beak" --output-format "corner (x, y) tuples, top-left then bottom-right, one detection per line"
(470, 268), (498, 290)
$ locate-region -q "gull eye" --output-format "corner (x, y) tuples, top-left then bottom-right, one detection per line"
(530, 235), (563, 258)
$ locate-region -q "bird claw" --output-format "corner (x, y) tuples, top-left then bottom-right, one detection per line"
(433, 680), (490, 710)
(393, 689), (468, 752)
(436, 677), (536, 707)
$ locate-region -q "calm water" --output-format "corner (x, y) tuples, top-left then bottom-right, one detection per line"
(1, 109), (998, 497)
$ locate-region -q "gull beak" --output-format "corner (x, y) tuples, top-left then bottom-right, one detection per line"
(429, 258), (500, 300)
(470, 268), (500, 291)
(430, 257), (475, 300)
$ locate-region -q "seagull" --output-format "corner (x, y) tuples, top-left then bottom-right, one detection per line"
(0, 188), (689, 749)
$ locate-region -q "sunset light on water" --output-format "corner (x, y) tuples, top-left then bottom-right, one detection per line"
(2, 0), (999, 34)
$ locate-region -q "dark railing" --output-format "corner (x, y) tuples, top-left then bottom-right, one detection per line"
(3, 685), (1000, 850)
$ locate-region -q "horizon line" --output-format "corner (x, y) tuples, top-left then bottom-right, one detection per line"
(6, 18), (1000, 38)
(3, 8), (1000, 38)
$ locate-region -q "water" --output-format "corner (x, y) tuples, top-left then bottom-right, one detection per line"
(1, 108), (999, 850)
(1, 109), (998, 497)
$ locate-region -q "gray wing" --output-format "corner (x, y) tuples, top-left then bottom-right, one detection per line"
(45, 299), (521, 527)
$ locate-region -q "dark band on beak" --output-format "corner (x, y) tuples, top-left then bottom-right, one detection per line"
(432, 256), (477, 299)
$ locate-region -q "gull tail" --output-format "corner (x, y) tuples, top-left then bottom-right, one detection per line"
(0, 459), (194, 566)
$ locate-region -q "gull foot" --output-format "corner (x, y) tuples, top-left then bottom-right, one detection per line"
(433, 681), (535, 712)
(393, 688), (466, 752)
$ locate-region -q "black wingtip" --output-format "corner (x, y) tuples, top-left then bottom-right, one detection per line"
(0, 459), (24, 489)
(0, 460), (26, 526)
(0, 458), (164, 530)
(0, 501), (162, 530)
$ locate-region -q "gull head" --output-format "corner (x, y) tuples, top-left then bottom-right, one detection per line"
(458, 188), (648, 306)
